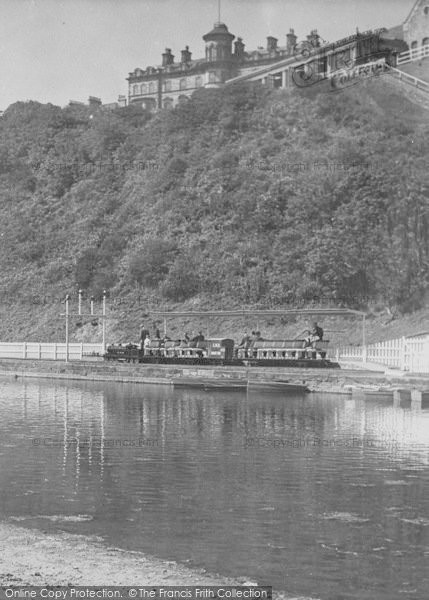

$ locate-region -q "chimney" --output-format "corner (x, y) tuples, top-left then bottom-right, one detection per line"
(234, 37), (245, 58)
(181, 45), (192, 63)
(307, 29), (320, 49)
(267, 36), (278, 52)
(117, 95), (127, 107)
(88, 96), (102, 107)
(162, 48), (174, 66)
(286, 28), (297, 55)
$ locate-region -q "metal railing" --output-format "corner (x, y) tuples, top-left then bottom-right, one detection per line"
(0, 342), (104, 361)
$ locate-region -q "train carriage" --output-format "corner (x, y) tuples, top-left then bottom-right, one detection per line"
(104, 337), (335, 367)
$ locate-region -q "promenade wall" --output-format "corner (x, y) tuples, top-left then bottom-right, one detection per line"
(1, 358), (429, 395)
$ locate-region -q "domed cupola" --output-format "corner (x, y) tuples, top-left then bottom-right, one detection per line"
(203, 22), (235, 61)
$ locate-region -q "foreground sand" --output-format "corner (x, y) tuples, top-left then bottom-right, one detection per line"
(0, 522), (243, 587)
(0, 522), (318, 599)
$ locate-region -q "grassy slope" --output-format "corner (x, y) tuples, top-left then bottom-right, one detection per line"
(398, 55), (429, 82)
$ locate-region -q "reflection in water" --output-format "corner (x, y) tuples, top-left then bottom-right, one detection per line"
(0, 377), (429, 600)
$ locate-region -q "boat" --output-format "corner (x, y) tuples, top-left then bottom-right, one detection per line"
(172, 377), (247, 391)
(247, 380), (309, 394)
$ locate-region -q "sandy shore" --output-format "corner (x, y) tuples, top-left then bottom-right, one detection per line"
(0, 521), (244, 588)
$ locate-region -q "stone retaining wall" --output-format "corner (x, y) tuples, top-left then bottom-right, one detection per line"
(1, 358), (428, 394)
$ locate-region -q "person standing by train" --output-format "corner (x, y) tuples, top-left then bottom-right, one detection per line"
(191, 331), (205, 344)
(236, 331), (251, 358)
(143, 334), (151, 352)
(140, 323), (150, 350)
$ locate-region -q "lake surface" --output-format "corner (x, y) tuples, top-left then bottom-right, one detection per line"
(0, 377), (429, 600)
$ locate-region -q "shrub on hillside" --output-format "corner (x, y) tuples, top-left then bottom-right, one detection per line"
(128, 238), (177, 287)
(160, 254), (200, 301)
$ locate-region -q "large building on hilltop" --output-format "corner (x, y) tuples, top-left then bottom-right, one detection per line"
(384, 0), (429, 49)
(127, 0), (428, 111)
(127, 21), (308, 110)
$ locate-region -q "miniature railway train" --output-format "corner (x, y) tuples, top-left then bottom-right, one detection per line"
(104, 337), (338, 368)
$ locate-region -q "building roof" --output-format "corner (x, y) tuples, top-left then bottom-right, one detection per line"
(404, 0), (426, 25)
(385, 0), (427, 40)
(384, 24), (404, 40)
(203, 22), (235, 42)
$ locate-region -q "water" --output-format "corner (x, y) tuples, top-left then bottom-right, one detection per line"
(0, 377), (429, 600)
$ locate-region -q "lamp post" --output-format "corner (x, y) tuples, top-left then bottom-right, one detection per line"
(65, 294), (70, 363)
(362, 314), (367, 363)
(102, 290), (106, 353)
(61, 291), (109, 361)
(157, 67), (164, 110)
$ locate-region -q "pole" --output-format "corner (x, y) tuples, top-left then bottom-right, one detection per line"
(65, 294), (70, 363)
(78, 289), (82, 316)
(218, 0), (221, 22)
(362, 314), (367, 363)
(90, 296), (94, 316)
(102, 290), (106, 353)
(158, 69), (163, 111)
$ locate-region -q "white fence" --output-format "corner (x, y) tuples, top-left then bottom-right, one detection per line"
(334, 334), (429, 374)
(389, 66), (429, 94)
(0, 342), (104, 361)
(397, 44), (429, 66)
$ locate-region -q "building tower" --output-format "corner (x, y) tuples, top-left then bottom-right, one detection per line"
(202, 22), (237, 86)
(203, 22), (235, 62)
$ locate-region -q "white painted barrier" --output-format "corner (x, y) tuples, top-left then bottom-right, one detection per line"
(397, 44), (429, 66)
(334, 334), (429, 374)
(389, 66), (429, 94)
(0, 342), (104, 360)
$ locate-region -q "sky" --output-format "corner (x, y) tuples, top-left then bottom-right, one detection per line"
(0, 0), (416, 110)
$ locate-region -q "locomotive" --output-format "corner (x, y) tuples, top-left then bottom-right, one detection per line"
(104, 337), (337, 368)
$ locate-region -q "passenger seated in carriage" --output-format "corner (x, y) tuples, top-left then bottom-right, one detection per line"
(305, 322), (324, 348)
(252, 331), (264, 344)
(180, 333), (190, 347)
(191, 331), (205, 344)
(235, 331), (251, 357)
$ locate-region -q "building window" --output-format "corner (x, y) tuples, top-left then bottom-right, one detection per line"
(132, 84), (139, 96)
(207, 44), (217, 61)
(195, 76), (203, 88)
(423, 37), (429, 46)
(140, 83), (147, 95)
(424, 6), (429, 15)
(148, 82), (155, 93)
(411, 40), (418, 49)
(164, 80), (171, 92)
(179, 78), (187, 90)
(208, 71), (216, 83)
